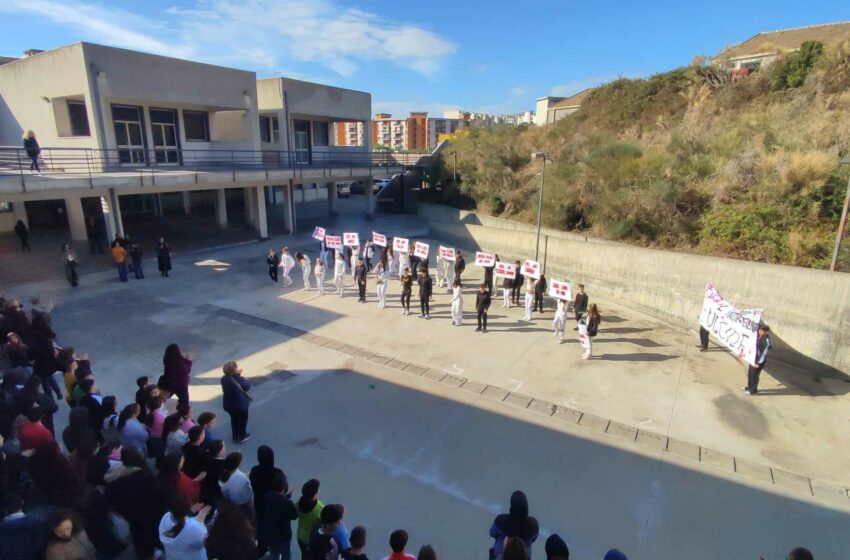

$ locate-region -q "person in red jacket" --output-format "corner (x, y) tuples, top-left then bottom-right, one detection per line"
(162, 343), (193, 406)
(18, 406), (54, 451)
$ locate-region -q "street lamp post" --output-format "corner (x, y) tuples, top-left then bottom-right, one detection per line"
(531, 152), (548, 261)
(829, 156), (850, 272)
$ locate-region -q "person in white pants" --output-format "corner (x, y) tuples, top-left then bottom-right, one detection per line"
(552, 299), (567, 343)
(349, 245), (359, 280)
(450, 278), (464, 325)
(280, 247), (295, 287)
(334, 252), (346, 296)
(501, 276), (512, 308)
(375, 262), (388, 309)
(387, 248), (396, 277)
(297, 252), (311, 289)
(314, 258), (326, 295)
(436, 257), (447, 289)
(397, 249), (410, 280)
(524, 278), (537, 321)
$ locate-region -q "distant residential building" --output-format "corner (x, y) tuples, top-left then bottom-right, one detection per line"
(334, 121), (365, 146)
(534, 97), (563, 125)
(716, 21), (850, 70)
(497, 111), (534, 125)
(533, 89), (592, 125)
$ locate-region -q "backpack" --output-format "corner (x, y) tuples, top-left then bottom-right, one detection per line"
(311, 533), (339, 560)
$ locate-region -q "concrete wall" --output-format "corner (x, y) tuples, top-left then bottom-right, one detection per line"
(419, 203), (850, 375)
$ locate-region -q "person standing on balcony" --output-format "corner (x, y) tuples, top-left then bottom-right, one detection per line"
(62, 243), (79, 287)
(111, 240), (128, 283)
(267, 249), (280, 283)
(14, 220), (30, 252)
(22, 130), (40, 173)
(157, 238), (172, 277)
(280, 247), (295, 287)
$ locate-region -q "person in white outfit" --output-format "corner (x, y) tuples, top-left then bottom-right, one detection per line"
(387, 248), (396, 277)
(397, 247), (410, 280)
(314, 258), (326, 295)
(501, 275), (512, 308)
(436, 256), (447, 289)
(334, 251), (346, 296)
(349, 244), (359, 280)
(362, 240), (374, 271)
(158, 497), (211, 560)
(280, 247), (295, 287)
(297, 252), (311, 289)
(552, 299), (567, 343)
(375, 262), (388, 309)
(524, 277), (537, 321)
(450, 278), (464, 325)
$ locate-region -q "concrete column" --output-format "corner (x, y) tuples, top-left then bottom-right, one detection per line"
(327, 181), (337, 216)
(100, 191), (122, 242)
(362, 120), (373, 220)
(283, 181), (295, 234)
(256, 186), (268, 239)
(215, 189), (228, 228)
(365, 176), (375, 220)
(243, 187), (256, 226)
(64, 195), (88, 241)
(12, 200), (28, 229)
(182, 191), (191, 214)
(154, 193), (164, 218)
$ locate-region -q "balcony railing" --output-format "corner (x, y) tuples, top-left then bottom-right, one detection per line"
(0, 146), (432, 192)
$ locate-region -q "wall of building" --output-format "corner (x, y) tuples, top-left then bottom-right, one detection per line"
(419, 203), (850, 375)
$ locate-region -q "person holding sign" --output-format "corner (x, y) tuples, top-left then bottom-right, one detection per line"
(266, 249), (280, 283)
(334, 251), (346, 297)
(573, 284), (588, 329)
(436, 254), (448, 289)
(552, 299), (568, 343)
(408, 244), (420, 275)
(417, 267), (432, 319)
(397, 244), (410, 280)
(400, 268), (413, 315)
(744, 325), (771, 395)
(454, 251), (466, 283)
(355, 258), (368, 303)
(314, 258), (326, 295)
(362, 240), (374, 271)
(450, 278), (464, 325)
(511, 260), (524, 306)
(280, 247), (295, 287)
(375, 262), (389, 309)
(524, 277), (537, 322)
(475, 283), (491, 333)
(296, 252), (311, 290)
(483, 254), (497, 296)
(501, 274), (512, 308)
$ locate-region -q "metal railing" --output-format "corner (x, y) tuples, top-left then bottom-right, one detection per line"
(0, 146), (432, 191)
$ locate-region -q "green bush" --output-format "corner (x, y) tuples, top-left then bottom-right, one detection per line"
(769, 41), (824, 90)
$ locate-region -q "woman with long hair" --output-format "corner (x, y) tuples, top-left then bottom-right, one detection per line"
(314, 257), (326, 296)
(118, 403), (149, 455)
(280, 247), (296, 287)
(22, 130), (41, 173)
(451, 278), (464, 326)
(297, 251), (312, 290)
(161, 343), (193, 405)
(374, 261), (389, 309)
(158, 452), (203, 506)
(157, 237), (172, 277)
(163, 412), (189, 456)
(206, 502), (259, 560)
(159, 495), (211, 560)
(583, 303), (601, 360)
(44, 510), (96, 560)
(400, 267), (413, 316)
(219, 451), (254, 523)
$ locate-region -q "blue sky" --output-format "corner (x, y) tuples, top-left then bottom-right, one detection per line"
(1, 1), (847, 117)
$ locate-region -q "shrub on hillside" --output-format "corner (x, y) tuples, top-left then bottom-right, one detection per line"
(769, 41), (824, 90)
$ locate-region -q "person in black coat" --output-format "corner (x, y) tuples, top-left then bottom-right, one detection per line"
(475, 283), (492, 333)
(454, 251), (466, 283)
(267, 249), (281, 283)
(354, 258), (368, 302)
(14, 221), (30, 252)
(573, 284), (588, 328)
(262, 471), (298, 560)
(533, 274), (547, 313)
(489, 491), (539, 560)
(221, 360), (252, 443)
(157, 237), (172, 277)
(22, 131), (40, 172)
(250, 445), (285, 556)
(417, 268), (432, 319)
(484, 262), (494, 296)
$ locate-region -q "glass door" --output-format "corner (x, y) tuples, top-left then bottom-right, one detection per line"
(150, 108), (180, 164)
(111, 105), (146, 164)
(293, 119), (312, 164)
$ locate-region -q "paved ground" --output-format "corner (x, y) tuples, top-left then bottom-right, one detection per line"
(4, 213), (850, 559)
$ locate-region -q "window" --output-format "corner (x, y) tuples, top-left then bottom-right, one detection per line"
(0, 201), (11, 213)
(67, 100), (90, 136)
(312, 121), (329, 146)
(183, 111), (209, 142)
(259, 116), (280, 144)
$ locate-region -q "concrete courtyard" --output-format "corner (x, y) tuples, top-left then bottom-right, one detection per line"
(4, 213), (850, 559)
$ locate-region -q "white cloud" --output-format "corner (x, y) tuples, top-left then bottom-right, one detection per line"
(509, 86), (527, 98)
(549, 75), (621, 97)
(1, 0), (456, 77)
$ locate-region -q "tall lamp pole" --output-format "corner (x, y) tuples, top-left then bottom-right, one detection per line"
(531, 152), (549, 261)
(830, 156), (850, 272)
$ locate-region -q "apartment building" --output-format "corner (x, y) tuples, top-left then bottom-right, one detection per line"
(334, 121), (366, 147)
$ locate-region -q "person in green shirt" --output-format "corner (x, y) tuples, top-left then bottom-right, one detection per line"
(296, 478), (324, 560)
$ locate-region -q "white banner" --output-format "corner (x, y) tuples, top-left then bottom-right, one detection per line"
(325, 235), (342, 249)
(494, 261), (516, 279)
(548, 279), (572, 301)
(698, 282), (763, 365)
(343, 232), (359, 247)
(521, 259), (542, 279)
(439, 246), (456, 261)
(372, 232), (387, 247)
(578, 321), (591, 350)
(414, 241), (430, 259)
(312, 226), (326, 241)
(475, 252), (496, 267)
(393, 237), (409, 252)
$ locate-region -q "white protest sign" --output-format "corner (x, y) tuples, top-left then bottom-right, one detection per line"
(475, 252), (496, 267)
(393, 237), (409, 252)
(549, 279), (572, 301)
(439, 246), (456, 261)
(494, 261), (516, 279)
(521, 259), (542, 279)
(414, 241), (430, 259)
(325, 235), (342, 249)
(372, 232), (387, 247)
(698, 282), (763, 366)
(578, 321), (591, 350)
(312, 226), (325, 241)
(343, 232), (359, 247)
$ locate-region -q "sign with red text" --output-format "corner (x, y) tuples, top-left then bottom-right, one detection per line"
(312, 226), (325, 241)
(325, 235), (342, 249)
(578, 321), (591, 350)
(393, 237), (409, 252)
(438, 246), (456, 261)
(548, 279), (572, 301)
(521, 259), (542, 279)
(372, 232), (387, 247)
(414, 241), (430, 259)
(475, 252), (496, 267)
(343, 232), (359, 247)
(698, 282), (763, 366)
(494, 261), (516, 279)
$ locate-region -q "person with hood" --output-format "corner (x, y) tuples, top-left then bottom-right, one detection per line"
(545, 534), (569, 560)
(250, 445), (285, 555)
(262, 471), (298, 560)
(14, 220), (30, 252)
(603, 550), (628, 560)
(157, 237), (172, 277)
(158, 495), (211, 560)
(296, 478), (324, 560)
(62, 407), (94, 454)
(22, 130), (40, 173)
(489, 491), (539, 560)
(162, 343), (193, 406)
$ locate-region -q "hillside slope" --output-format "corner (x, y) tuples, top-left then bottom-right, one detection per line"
(432, 42), (850, 269)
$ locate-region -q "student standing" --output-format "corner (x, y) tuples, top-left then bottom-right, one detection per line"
(534, 274), (547, 313)
(475, 283), (491, 333)
(162, 343), (193, 406)
(501, 274), (512, 308)
(262, 471), (298, 560)
(349, 244), (359, 280)
(14, 220), (30, 252)
(298, 252), (312, 290)
(334, 251), (347, 297)
(451, 278), (464, 326)
(436, 255), (448, 289)
(573, 284), (588, 328)
(397, 246), (410, 280)
(523, 277), (537, 322)
(400, 268), (413, 315)
(582, 304), (601, 360)
(362, 240), (374, 271)
(489, 491), (539, 560)
(552, 299), (567, 343)
(697, 325), (710, 352)
(484, 261), (495, 296)
(250, 445), (284, 556)
(314, 258), (327, 295)
(355, 258), (368, 303)
(111, 241), (129, 283)
(267, 249), (281, 283)
(417, 268), (432, 319)
(62, 243), (79, 287)
(408, 244), (419, 275)
(157, 237), (172, 277)
(296, 479), (324, 560)
(221, 360), (252, 443)
(281, 247), (296, 287)
(129, 244), (144, 279)
(511, 261), (524, 306)
(158, 496), (211, 560)
(22, 130), (40, 173)
(454, 251), (466, 284)
(375, 262), (388, 309)
(744, 325), (771, 395)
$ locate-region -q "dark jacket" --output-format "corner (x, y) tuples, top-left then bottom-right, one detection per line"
(418, 275), (432, 298)
(157, 242), (172, 272)
(23, 137), (40, 158)
(354, 264), (367, 283)
(489, 491), (539, 559)
(454, 257), (466, 275)
(221, 374), (251, 413)
(14, 221), (28, 241)
(267, 254), (281, 268)
(250, 446), (283, 528)
(484, 266), (494, 282)
(164, 356), (192, 395)
(535, 277), (547, 296)
(129, 246), (143, 265)
(476, 291), (492, 313)
(513, 273), (525, 289)
(574, 292), (588, 314)
(587, 316), (600, 337)
(262, 492), (298, 544)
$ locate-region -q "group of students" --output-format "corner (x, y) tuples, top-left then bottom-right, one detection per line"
(109, 236), (174, 283)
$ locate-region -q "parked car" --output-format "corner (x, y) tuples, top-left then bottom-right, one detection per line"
(373, 177), (392, 192)
(336, 182), (352, 198)
(349, 180), (367, 194)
